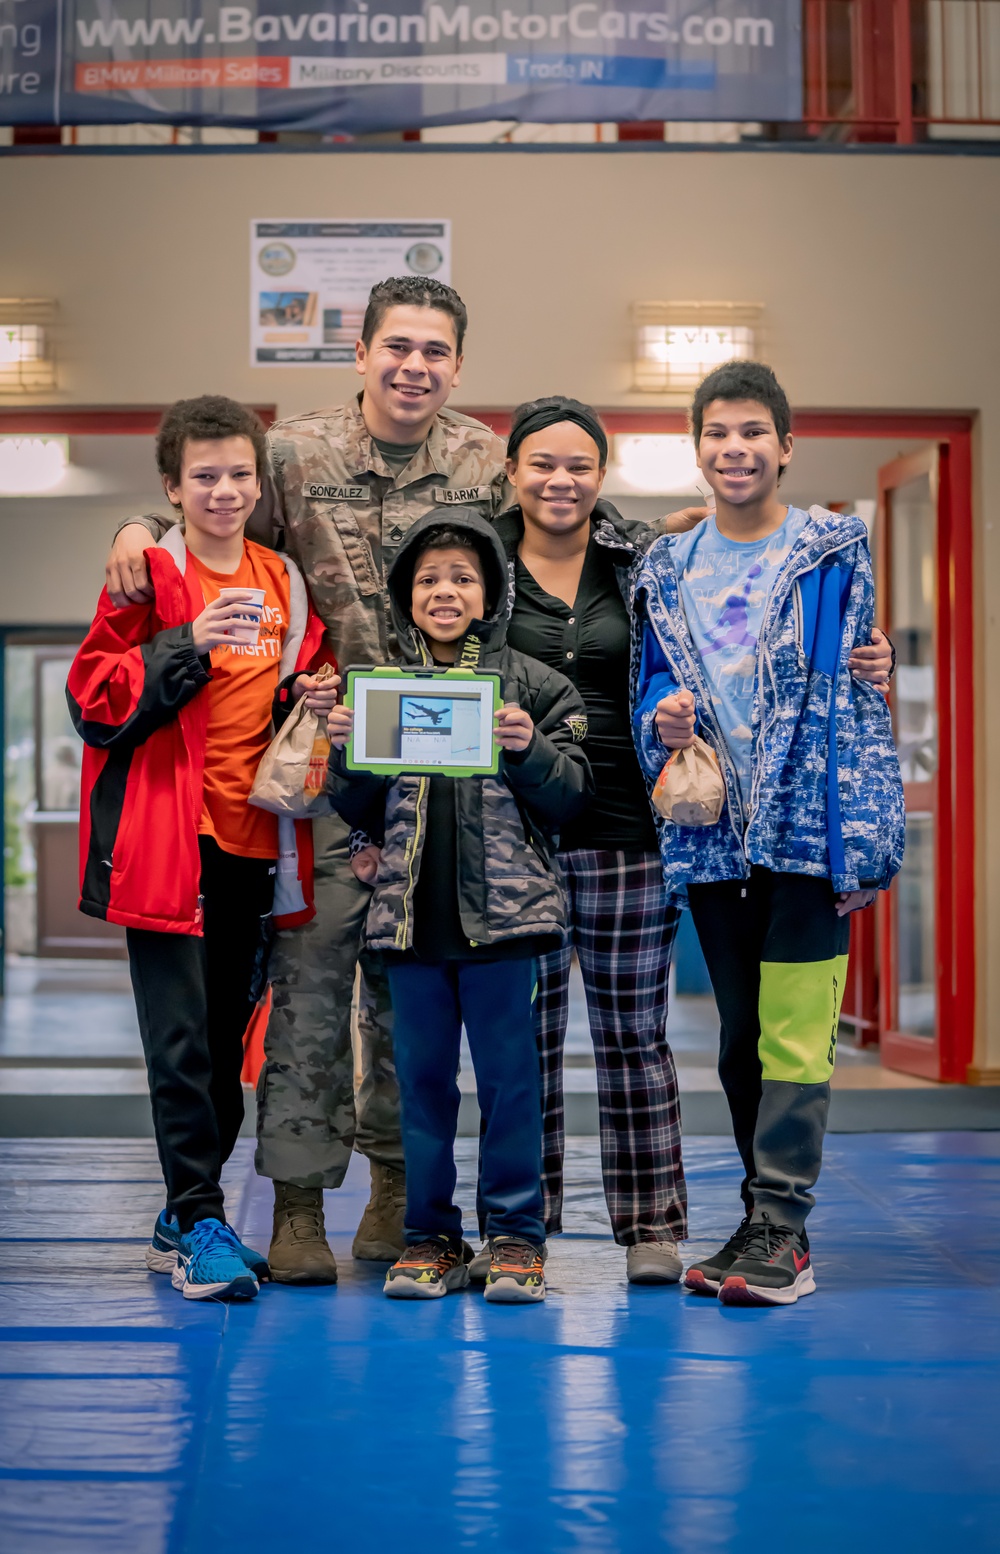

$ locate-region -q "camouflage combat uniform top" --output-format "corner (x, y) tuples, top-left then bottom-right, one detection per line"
(130, 396), (507, 669)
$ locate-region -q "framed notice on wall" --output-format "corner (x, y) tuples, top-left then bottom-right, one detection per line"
(250, 219), (452, 367)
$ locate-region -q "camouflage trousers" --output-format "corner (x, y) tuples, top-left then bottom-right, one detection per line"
(254, 812), (403, 1188)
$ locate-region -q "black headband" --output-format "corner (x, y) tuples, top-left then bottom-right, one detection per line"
(506, 404), (608, 467)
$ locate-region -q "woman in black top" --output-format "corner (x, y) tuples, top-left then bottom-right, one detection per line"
(500, 396), (895, 1284)
(498, 397), (692, 1282)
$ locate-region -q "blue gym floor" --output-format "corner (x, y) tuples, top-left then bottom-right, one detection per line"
(1, 1133), (998, 1554)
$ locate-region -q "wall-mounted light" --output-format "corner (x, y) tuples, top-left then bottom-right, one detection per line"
(632, 302), (762, 395)
(0, 325), (45, 366)
(0, 300), (58, 396)
(0, 436), (69, 495)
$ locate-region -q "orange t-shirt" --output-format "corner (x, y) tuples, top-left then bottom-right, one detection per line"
(190, 541), (292, 860)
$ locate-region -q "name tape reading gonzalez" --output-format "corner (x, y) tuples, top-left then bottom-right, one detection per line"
(305, 484), (373, 501)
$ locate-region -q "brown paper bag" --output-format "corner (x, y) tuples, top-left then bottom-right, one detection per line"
(249, 663), (335, 818)
(651, 737), (725, 827)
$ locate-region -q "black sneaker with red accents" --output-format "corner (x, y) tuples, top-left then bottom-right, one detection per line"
(718, 1213), (816, 1307)
(683, 1215), (753, 1296)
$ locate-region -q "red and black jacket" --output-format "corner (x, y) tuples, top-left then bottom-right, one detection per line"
(67, 525), (323, 935)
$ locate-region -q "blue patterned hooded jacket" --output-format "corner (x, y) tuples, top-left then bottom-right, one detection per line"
(630, 505), (905, 903)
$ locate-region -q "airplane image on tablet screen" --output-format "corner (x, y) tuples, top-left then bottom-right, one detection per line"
(351, 676), (498, 773)
(398, 695), (481, 763)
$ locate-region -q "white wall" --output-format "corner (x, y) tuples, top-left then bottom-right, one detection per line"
(2, 146), (999, 1071)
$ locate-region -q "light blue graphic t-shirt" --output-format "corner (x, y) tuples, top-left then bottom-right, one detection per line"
(678, 507), (808, 805)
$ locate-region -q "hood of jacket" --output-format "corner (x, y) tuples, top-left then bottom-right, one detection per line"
(386, 507), (511, 666)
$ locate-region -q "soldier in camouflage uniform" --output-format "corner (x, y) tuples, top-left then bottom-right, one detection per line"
(105, 277), (506, 1284)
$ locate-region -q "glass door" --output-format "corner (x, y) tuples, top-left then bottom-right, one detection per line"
(3, 635), (126, 961)
(876, 444), (973, 1081)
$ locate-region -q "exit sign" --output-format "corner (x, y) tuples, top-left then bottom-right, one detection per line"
(633, 303), (762, 394)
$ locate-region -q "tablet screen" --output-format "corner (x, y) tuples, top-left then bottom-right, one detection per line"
(345, 669), (501, 777)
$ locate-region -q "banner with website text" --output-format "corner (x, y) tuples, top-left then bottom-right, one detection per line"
(0, 0), (801, 132)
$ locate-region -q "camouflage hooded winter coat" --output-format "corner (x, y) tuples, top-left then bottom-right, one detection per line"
(326, 510), (595, 955)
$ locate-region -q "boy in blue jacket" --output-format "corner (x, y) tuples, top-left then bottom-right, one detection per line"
(631, 361), (904, 1306)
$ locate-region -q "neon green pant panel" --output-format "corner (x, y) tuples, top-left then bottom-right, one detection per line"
(758, 954), (850, 1084)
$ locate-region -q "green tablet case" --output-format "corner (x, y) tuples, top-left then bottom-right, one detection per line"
(343, 665), (502, 778)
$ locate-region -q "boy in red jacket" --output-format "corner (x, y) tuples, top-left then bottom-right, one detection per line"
(68, 396), (333, 1301)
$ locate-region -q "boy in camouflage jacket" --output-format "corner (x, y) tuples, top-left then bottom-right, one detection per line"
(326, 510), (593, 1304)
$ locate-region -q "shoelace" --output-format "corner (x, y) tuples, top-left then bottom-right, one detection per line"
(377, 1181), (403, 1218)
(377, 1173), (407, 1211)
(277, 1191), (324, 1239)
(739, 1217), (796, 1263)
(490, 1239), (539, 1270)
(400, 1239), (453, 1266)
(722, 1215), (754, 1256)
(186, 1219), (241, 1259)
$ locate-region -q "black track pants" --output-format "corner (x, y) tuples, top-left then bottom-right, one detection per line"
(687, 867), (850, 1230)
(126, 837), (275, 1232)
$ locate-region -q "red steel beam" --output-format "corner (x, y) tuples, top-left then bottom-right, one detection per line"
(0, 407), (277, 433)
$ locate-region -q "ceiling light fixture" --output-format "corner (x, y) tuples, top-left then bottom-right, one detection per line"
(0, 436), (70, 495)
(612, 434), (702, 495)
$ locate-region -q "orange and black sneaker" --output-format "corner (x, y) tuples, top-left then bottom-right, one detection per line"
(483, 1236), (547, 1304)
(383, 1236), (473, 1300)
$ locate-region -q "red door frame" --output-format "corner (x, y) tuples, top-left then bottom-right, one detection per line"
(0, 407), (278, 433)
(464, 408), (976, 442)
(874, 441), (975, 1081)
(876, 447), (942, 1077)
(469, 405), (976, 1083)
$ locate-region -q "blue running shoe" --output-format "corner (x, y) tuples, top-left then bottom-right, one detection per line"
(146, 1210), (185, 1275)
(147, 1210), (269, 1281)
(171, 1219), (260, 1302)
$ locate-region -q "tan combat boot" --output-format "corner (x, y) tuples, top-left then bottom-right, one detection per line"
(352, 1160), (407, 1262)
(268, 1182), (338, 1285)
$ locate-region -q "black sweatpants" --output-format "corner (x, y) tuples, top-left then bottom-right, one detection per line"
(687, 867), (850, 1230)
(126, 837), (275, 1232)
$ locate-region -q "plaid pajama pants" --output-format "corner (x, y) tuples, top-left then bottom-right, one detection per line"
(536, 848), (688, 1246)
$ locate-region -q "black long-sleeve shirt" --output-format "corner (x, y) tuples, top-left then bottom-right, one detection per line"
(506, 539), (657, 855)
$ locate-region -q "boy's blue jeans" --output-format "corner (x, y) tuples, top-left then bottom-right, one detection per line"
(384, 957), (545, 1247)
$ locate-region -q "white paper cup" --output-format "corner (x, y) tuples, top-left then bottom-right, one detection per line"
(219, 587), (266, 646)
